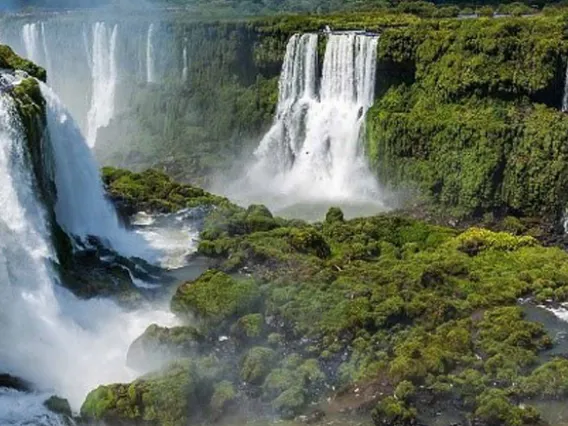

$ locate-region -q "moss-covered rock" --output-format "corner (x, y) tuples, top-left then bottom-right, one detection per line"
(126, 324), (203, 372)
(518, 358), (568, 398)
(474, 389), (540, 426)
(325, 207), (345, 224)
(102, 167), (231, 215)
(231, 313), (265, 342)
(240, 346), (277, 384)
(372, 396), (417, 426)
(81, 360), (201, 426)
(44, 396), (72, 418)
(210, 380), (237, 418)
(0, 45), (46, 81)
(171, 270), (261, 329)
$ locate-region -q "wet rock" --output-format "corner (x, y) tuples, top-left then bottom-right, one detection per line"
(0, 374), (30, 392)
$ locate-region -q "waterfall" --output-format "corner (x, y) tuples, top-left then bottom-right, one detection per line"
(86, 22), (118, 148)
(146, 23), (155, 83)
(22, 22), (40, 63)
(40, 22), (52, 78)
(243, 32), (383, 211)
(182, 45), (188, 82)
(42, 83), (165, 264)
(0, 77), (180, 418)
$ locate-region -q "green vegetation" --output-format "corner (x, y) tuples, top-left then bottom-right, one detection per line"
(43, 396), (72, 418)
(102, 167), (232, 213)
(0, 45), (46, 81)
(240, 346), (277, 384)
(171, 270), (261, 328)
(81, 360), (201, 426)
(126, 324), (204, 371)
(81, 175), (568, 425)
(366, 14), (568, 220)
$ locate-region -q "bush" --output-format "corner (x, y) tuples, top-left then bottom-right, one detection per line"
(240, 347), (277, 384)
(372, 396), (417, 426)
(171, 270), (261, 329)
(478, 6), (494, 17)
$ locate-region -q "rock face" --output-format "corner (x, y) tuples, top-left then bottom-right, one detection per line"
(0, 374), (31, 392)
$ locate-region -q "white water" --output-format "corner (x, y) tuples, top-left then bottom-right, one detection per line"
(0, 89), (173, 413)
(146, 23), (155, 84)
(40, 23), (52, 83)
(86, 22), (118, 148)
(0, 80), (198, 420)
(0, 389), (67, 426)
(21, 23), (40, 64)
(42, 83), (192, 268)
(182, 45), (188, 82)
(235, 33), (384, 214)
(132, 209), (201, 270)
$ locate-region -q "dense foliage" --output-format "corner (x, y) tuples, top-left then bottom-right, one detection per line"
(81, 173), (568, 426)
(366, 14), (568, 220)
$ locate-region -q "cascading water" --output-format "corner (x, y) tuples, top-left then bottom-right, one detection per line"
(0, 78), (173, 418)
(86, 22), (118, 148)
(182, 44), (188, 82)
(2, 16), (190, 162)
(22, 22), (40, 64)
(0, 76), (186, 421)
(40, 22), (52, 81)
(236, 32), (384, 216)
(42, 83), (184, 266)
(146, 23), (155, 84)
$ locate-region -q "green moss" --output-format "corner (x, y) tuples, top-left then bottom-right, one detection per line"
(102, 167), (231, 214)
(240, 347), (277, 384)
(394, 380), (415, 402)
(0, 45), (46, 81)
(454, 228), (537, 255)
(518, 359), (568, 398)
(325, 207), (345, 224)
(231, 313), (265, 341)
(474, 389), (540, 426)
(81, 361), (200, 426)
(171, 270), (261, 328)
(210, 380), (237, 415)
(372, 396), (417, 426)
(272, 386), (305, 419)
(126, 324), (203, 371)
(367, 16), (568, 220)
(44, 396), (72, 418)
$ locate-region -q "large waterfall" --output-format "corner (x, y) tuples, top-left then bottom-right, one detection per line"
(0, 19), (184, 150)
(86, 22), (118, 148)
(0, 78), (180, 422)
(236, 32), (384, 216)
